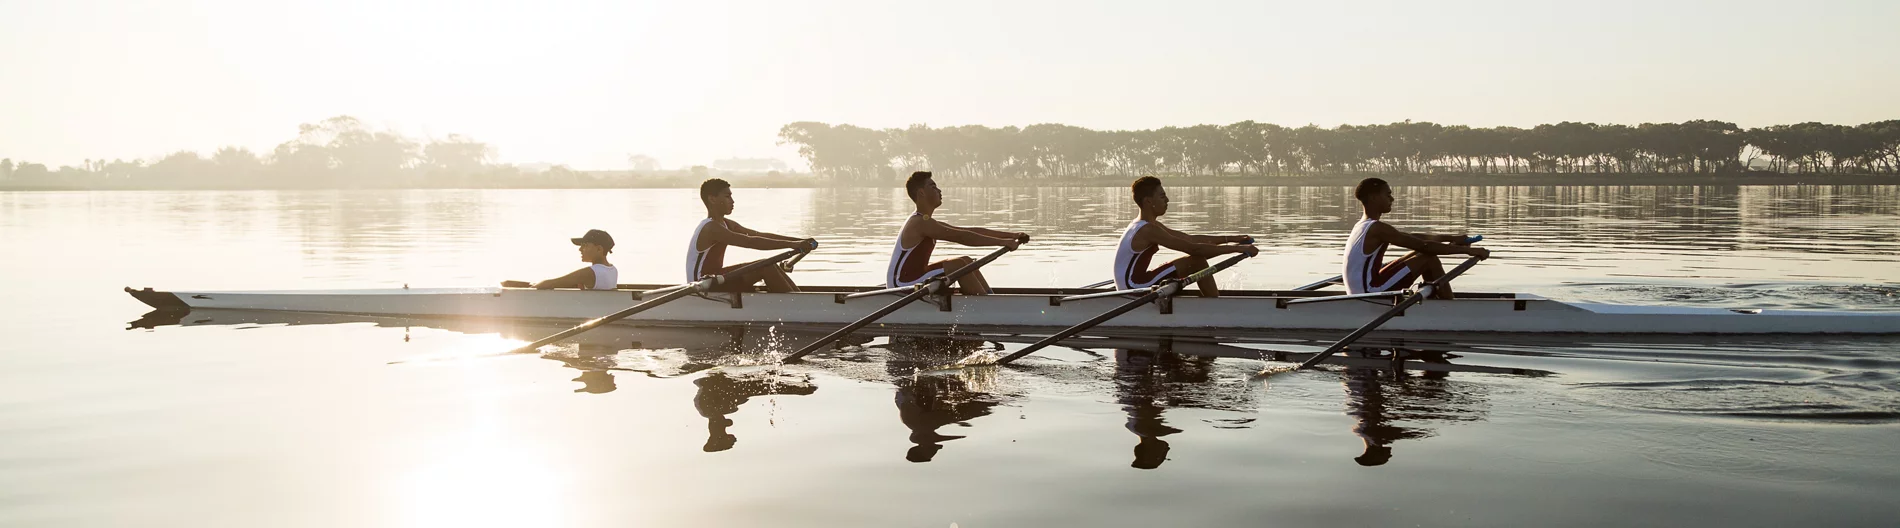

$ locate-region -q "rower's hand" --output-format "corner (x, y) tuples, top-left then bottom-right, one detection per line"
(1231, 235), (1254, 245)
(501, 280), (531, 288)
(1002, 238), (1022, 251)
(1467, 247), (1491, 260)
(1451, 234), (1472, 246)
(1237, 244), (1260, 257)
(800, 238), (819, 251)
(1015, 232), (1031, 245)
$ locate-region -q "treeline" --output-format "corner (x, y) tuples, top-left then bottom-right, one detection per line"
(776, 120), (1900, 181)
(0, 116), (606, 189)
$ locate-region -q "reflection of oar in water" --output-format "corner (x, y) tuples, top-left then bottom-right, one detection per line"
(1290, 256), (1485, 370)
(782, 245), (1018, 362)
(503, 245), (813, 356)
(993, 253), (1253, 365)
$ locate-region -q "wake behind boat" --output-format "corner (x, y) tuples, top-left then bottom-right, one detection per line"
(124, 283), (1900, 335)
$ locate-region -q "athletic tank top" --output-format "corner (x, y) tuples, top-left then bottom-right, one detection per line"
(1113, 219), (1160, 289)
(686, 218), (728, 281)
(1343, 218), (1387, 294)
(588, 263), (618, 290)
(887, 213), (938, 287)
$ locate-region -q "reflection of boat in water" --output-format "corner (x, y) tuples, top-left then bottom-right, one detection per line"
(132, 307), (1528, 465)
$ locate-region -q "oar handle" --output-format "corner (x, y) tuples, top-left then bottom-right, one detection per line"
(778, 240), (818, 271)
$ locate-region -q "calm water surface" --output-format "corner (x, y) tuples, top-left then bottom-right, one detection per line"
(2, 185), (1898, 527)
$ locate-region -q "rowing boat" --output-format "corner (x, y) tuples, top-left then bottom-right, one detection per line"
(126, 284), (1900, 334)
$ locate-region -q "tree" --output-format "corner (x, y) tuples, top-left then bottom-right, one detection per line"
(627, 154), (661, 172)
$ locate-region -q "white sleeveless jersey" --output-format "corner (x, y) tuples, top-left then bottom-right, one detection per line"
(588, 263), (618, 290)
(1342, 218), (1386, 294)
(686, 218), (716, 281)
(1112, 219), (1156, 289)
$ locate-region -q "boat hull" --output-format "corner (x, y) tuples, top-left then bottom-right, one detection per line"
(125, 286), (1900, 334)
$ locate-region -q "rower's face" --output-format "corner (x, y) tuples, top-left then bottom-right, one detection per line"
(578, 243), (605, 261)
(921, 179), (942, 208)
(711, 189), (735, 215)
(1371, 187), (1394, 214)
(1142, 187), (1170, 215)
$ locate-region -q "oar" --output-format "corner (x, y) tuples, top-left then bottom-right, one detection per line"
(1077, 279), (1114, 289)
(1293, 256), (1484, 370)
(1292, 275), (1342, 291)
(782, 245), (1017, 362)
(994, 253), (1252, 365)
(505, 247), (810, 355)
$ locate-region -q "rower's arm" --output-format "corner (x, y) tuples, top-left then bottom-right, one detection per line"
(530, 267), (595, 290)
(704, 220), (808, 251)
(920, 218), (1018, 247)
(1371, 223), (1485, 257)
(964, 226), (1019, 239)
(1186, 233), (1248, 244)
(1149, 225), (1254, 257)
(727, 220), (807, 244)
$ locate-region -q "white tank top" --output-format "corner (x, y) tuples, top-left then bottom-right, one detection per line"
(686, 218), (716, 281)
(887, 213), (935, 287)
(1342, 218), (1386, 294)
(1112, 219), (1155, 289)
(588, 263), (618, 290)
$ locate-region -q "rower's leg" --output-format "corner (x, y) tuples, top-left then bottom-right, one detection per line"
(1171, 256), (1217, 298)
(758, 264), (798, 293)
(940, 256), (989, 295)
(1391, 252), (1452, 300)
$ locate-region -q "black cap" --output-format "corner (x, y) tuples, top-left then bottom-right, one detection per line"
(570, 229), (614, 252)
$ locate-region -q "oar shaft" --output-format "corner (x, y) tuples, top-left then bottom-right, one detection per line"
(782, 245), (1016, 362)
(997, 252), (1252, 365)
(1294, 256), (1482, 369)
(784, 287), (931, 360)
(997, 290), (1161, 363)
(509, 285), (703, 353)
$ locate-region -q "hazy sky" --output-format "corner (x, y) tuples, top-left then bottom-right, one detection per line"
(3, 0), (1896, 169)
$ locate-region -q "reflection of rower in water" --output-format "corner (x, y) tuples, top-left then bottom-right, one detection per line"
(886, 335), (1001, 462)
(693, 370), (817, 453)
(1341, 347), (1475, 466)
(1114, 342), (1216, 470)
(502, 229), (619, 290)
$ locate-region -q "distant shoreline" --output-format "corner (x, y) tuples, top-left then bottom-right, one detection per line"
(1, 172), (1893, 191)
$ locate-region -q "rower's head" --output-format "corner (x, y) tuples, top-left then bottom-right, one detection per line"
(700, 178), (734, 217)
(905, 171), (942, 210)
(1132, 176), (1168, 216)
(1354, 177), (1393, 217)
(570, 229), (614, 262)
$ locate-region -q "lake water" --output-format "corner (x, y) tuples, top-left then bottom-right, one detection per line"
(2, 185), (1898, 527)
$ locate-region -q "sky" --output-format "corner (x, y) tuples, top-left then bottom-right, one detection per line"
(2, 0), (1896, 170)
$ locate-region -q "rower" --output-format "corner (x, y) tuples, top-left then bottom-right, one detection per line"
(1344, 177), (1488, 300)
(688, 178), (818, 293)
(1116, 176), (1258, 298)
(501, 229), (619, 290)
(889, 171), (1029, 295)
